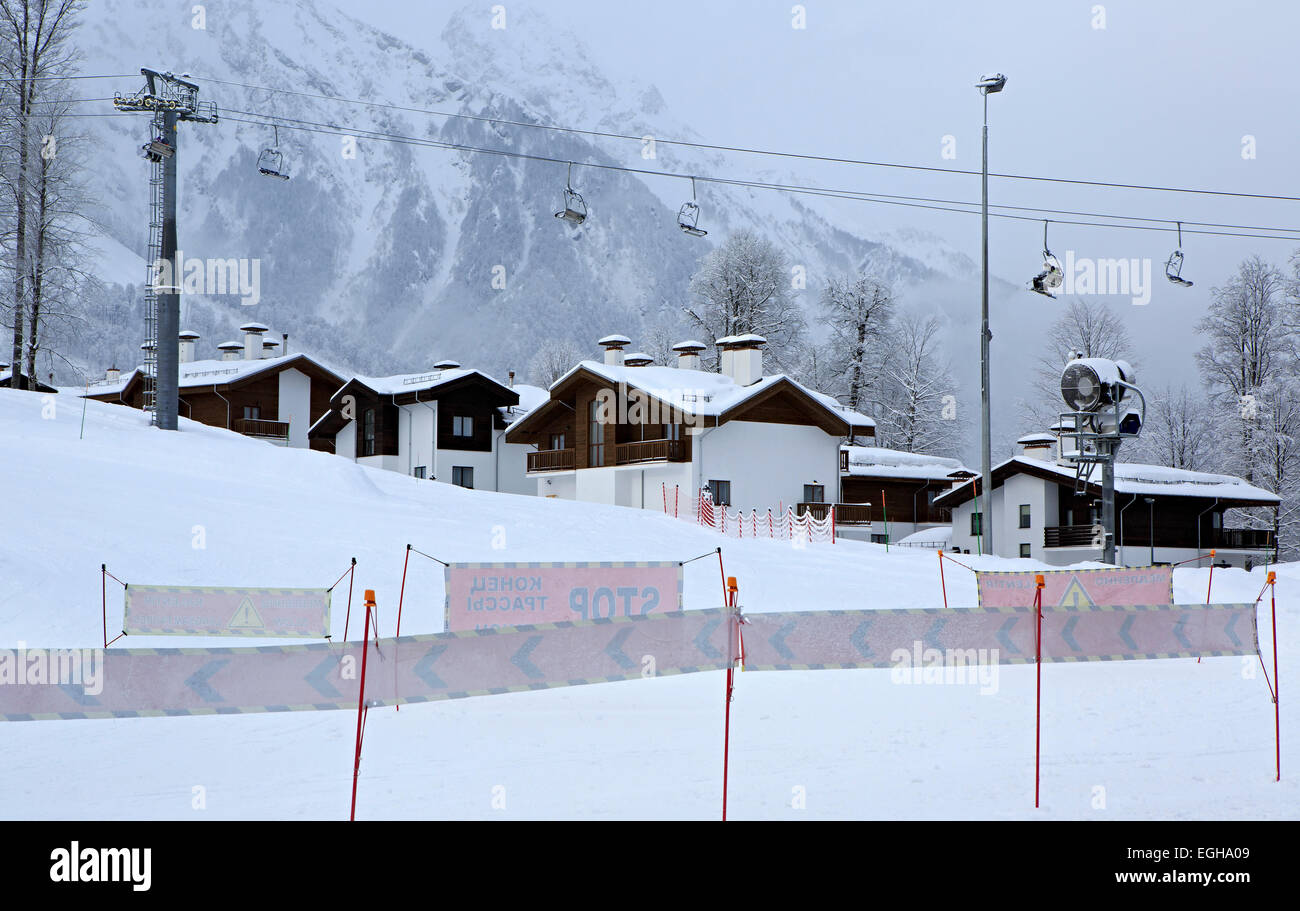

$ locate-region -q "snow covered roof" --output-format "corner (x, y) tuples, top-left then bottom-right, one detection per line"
(716, 333), (767, 347)
(597, 334), (631, 347)
(554, 359), (875, 429)
(842, 445), (968, 480)
(82, 354), (338, 397)
(934, 455), (1280, 507)
(1017, 432), (1055, 445)
(348, 367), (478, 396)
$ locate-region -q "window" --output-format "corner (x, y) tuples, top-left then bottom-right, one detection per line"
(362, 408), (376, 456)
(243, 405), (260, 420)
(1020, 543), (1032, 558)
(708, 480), (731, 507)
(1019, 504), (1032, 528)
(453, 415), (474, 437)
(452, 466), (474, 489)
(803, 484), (825, 503)
(970, 511), (982, 536)
(413, 466), (427, 479)
(588, 400), (605, 467)
(666, 422), (681, 441)
(549, 432), (566, 451)
(871, 534), (889, 545)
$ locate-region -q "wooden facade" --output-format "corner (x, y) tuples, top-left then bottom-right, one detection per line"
(840, 476), (955, 525)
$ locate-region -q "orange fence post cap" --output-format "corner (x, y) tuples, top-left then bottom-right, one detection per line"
(938, 549), (944, 556)
(1267, 571), (1277, 584)
(726, 576), (738, 591)
(1210, 549), (1216, 556)
(1034, 574), (1045, 587)
(364, 589), (376, 603)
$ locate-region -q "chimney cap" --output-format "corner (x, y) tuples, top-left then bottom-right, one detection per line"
(178, 329), (200, 340)
(624, 352), (653, 366)
(238, 321), (269, 333)
(597, 333), (632, 348)
(262, 338), (279, 347)
(716, 333), (767, 349)
(1017, 432), (1055, 446)
(671, 340), (708, 353)
(432, 358), (461, 370)
(217, 340), (243, 351)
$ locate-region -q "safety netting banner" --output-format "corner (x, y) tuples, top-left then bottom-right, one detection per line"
(442, 562), (684, 632)
(122, 585), (331, 638)
(0, 609), (734, 721)
(975, 566), (1174, 609)
(741, 603), (1256, 669)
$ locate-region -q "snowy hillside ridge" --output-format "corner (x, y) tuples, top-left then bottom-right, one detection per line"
(63, 0), (976, 392)
(2, 387), (1294, 819)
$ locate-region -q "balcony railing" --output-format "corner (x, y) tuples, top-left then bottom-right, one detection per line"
(615, 438), (684, 465)
(527, 448), (575, 472)
(234, 418), (289, 441)
(796, 502), (873, 526)
(1209, 528), (1276, 550)
(1044, 525), (1103, 548)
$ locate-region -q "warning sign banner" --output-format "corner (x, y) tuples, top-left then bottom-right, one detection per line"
(975, 567), (1174, 609)
(122, 586), (331, 638)
(443, 562), (685, 632)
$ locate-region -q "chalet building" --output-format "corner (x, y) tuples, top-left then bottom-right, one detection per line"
(0, 365), (57, 393)
(834, 445), (972, 543)
(82, 323), (343, 450)
(933, 431), (1280, 567)
(308, 362), (546, 495)
(505, 334), (875, 511)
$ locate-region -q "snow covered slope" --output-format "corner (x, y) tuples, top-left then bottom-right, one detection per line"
(1, 389), (1293, 819)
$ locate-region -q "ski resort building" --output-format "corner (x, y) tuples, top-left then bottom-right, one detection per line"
(933, 431), (1280, 567)
(504, 334), (875, 512)
(0, 365), (58, 393)
(836, 445), (972, 544)
(308, 363), (545, 495)
(81, 324), (343, 449)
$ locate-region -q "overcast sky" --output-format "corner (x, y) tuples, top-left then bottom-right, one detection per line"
(348, 0), (1299, 389)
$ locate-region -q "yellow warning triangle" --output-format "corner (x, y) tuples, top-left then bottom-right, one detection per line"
(1056, 576), (1097, 609)
(228, 596), (265, 629)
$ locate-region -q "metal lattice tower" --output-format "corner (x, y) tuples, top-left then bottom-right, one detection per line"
(113, 69), (217, 429)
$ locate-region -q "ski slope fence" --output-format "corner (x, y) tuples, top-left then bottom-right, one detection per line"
(671, 487), (836, 542)
(0, 573), (1281, 816)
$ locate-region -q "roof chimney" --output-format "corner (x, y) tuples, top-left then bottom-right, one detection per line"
(106, 365), (120, 384)
(281, 333), (288, 357)
(624, 352), (653, 367)
(717, 334), (766, 386)
(178, 329), (199, 364)
(218, 341), (243, 362)
(432, 358), (461, 370)
(508, 370), (515, 387)
(261, 337), (279, 359)
(239, 322), (268, 360)
(597, 334), (631, 367)
(1017, 432), (1056, 462)
(672, 340), (706, 371)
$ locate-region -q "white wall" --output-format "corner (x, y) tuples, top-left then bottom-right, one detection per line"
(334, 421), (355, 459)
(535, 473), (576, 500)
(695, 421), (840, 513)
(277, 367), (312, 449)
(497, 441), (535, 496)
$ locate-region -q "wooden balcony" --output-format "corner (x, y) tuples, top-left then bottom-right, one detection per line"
(234, 418), (289, 442)
(1209, 528), (1276, 550)
(615, 438), (684, 465)
(796, 502), (873, 525)
(527, 448), (576, 472)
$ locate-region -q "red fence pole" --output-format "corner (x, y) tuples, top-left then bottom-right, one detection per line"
(1269, 572), (1280, 782)
(938, 551), (949, 610)
(342, 558), (356, 641)
(1199, 550), (1218, 664)
(723, 575), (739, 821)
(396, 544), (412, 637)
(101, 564), (108, 650)
(831, 505), (837, 543)
(1034, 573), (1045, 808)
(350, 590), (375, 821)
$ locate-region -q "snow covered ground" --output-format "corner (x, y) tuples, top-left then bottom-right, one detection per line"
(0, 388), (1294, 819)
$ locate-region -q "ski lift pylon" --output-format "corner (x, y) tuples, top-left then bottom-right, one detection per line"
(677, 177), (707, 237)
(1030, 220), (1064, 298)
(1165, 222), (1193, 287)
(554, 162), (587, 224)
(257, 125), (290, 180)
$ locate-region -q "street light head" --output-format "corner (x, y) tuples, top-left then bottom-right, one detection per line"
(976, 73), (1007, 94)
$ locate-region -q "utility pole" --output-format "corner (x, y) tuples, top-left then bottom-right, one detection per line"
(976, 74), (1006, 554)
(113, 70), (217, 430)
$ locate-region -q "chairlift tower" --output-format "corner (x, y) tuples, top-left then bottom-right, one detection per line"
(113, 69), (218, 430)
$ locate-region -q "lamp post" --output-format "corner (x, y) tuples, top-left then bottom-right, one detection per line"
(1145, 497), (1155, 565)
(976, 72), (1006, 554)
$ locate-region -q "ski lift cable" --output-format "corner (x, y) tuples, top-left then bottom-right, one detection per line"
(197, 72), (1300, 205)
(219, 106), (1300, 237)
(218, 111), (1300, 242)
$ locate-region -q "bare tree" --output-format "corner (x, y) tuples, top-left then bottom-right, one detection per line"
(684, 229), (804, 372)
(0, 0), (83, 390)
(528, 336), (583, 387)
(819, 274), (894, 411)
(1019, 298), (1136, 434)
(1123, 384), (1212, 471)
(874, 313), (964, 456)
